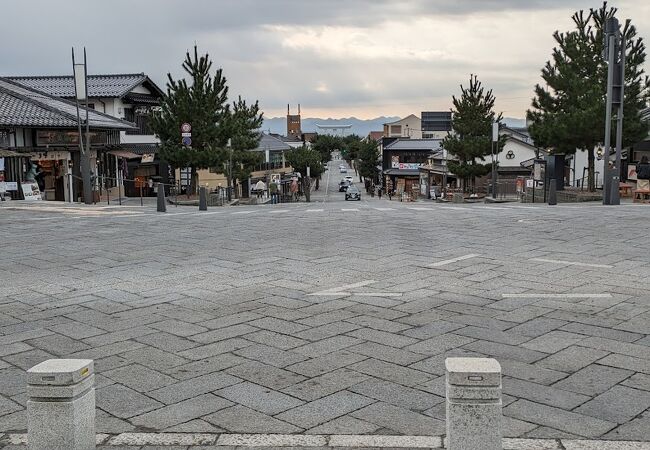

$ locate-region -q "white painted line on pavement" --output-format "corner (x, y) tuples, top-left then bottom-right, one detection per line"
(407, 207), (433, 211)
(268, 209), (290, 214)
(374, 207), (395, 211)
(530, 258), (613, 268)
(306, 209), (324, 212)
(308, 280), (376, 295)
(354, 292), (403, 297)
(502, 293), (612, 298)
(438, 206), (468, 210)
(231, 211), (255, 215)
(429, 254), (481, 267)
(341, 208), (359, 212)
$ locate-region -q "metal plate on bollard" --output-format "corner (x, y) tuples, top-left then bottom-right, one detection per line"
(28, 359), (94, 386)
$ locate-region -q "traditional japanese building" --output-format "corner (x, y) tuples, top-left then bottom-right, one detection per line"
(0, 77), (135, 201)
(8, 73), (167, 198)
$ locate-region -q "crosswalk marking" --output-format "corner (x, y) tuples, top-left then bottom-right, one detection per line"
(306, 209), (324, 212)
(341, 208), (359, 212)
(268, 209), (290, 214)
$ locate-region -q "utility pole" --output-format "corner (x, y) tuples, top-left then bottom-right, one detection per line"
(226, 138), (232, 202)
(72, 48), (92, 205)
(602, 16), (626, 205)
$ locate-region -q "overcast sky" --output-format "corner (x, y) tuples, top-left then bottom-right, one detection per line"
(1, 0), (648, 119)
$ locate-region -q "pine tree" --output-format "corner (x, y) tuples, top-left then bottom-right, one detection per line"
(222, 96), (264, 198)
(442, 75), (503, 191)
(357, 140), (380, 185)
(152, 46), (229, 195)
(527, 2), (649, 192)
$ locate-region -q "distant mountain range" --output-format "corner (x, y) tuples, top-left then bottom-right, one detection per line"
(262, 116), (526, 137)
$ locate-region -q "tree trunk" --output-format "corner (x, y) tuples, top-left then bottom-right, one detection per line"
(587, 148), (595, 192)
(315, 177), (320, 190)
(303, 177), (311, 202)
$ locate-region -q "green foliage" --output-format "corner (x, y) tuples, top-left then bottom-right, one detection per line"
(285, 146), (325, 178)
(442, 75), (503, 189)
(311, 134), (341, 163)
(342, 135), (363, 161)
(223, 96), (264, 182)
(152, 46), (229, 170)
(527, 2), (649, 190)
(357, 140), (380, 181)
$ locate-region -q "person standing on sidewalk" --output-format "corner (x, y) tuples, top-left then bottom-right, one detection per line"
(377, 186), (382, 199)
(637, 156), (650, 191)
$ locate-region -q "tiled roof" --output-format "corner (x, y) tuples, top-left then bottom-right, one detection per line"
(253, 133), (292, 152)
(7, 74), (156, 98)
(112, 143), (160, 155)
(0, 77), (136, 129)
(384, 138), (442, 151)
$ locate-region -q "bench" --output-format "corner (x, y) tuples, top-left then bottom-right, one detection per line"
(633, 189), (650, 203)
(619, 183), (633, 197)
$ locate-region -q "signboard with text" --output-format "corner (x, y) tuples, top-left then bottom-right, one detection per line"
(21, 182), (42, 200)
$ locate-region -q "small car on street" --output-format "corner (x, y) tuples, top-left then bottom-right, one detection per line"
(345, 185), (361, 201)
(338, 180), (351, 192)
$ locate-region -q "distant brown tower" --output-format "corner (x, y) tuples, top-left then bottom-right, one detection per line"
(287, 104), (302, 138)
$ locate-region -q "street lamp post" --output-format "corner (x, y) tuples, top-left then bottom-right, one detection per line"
(491, 122), (499, 199)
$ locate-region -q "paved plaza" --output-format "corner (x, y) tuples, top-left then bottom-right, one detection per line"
(1, 166), (650, 445)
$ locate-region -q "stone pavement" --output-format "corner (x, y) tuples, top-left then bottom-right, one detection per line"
(1, 167), (649, 442)
(2, 432), (650, 449)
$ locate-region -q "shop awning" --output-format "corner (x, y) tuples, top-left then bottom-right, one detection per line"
(0, 148), (22, 157)
(108, 149), (140, 159)
(383, 169), (421, 176)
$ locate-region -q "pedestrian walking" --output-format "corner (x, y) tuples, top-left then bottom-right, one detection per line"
(370, 184), (375, 197)
(377, 187), (382, 199)
(290, 179), (299, 202)
(388, 189), (392, 201)
(637, 156), (650, 191)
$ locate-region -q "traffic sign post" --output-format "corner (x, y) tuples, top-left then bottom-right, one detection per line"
(181, 123), (192, 147)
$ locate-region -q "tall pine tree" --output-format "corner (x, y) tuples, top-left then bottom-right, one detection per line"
(222, 96), (264, 198)
(442, 75), (503, 191)
(152, 46), (229, 195)
(527, 2), (649, 191)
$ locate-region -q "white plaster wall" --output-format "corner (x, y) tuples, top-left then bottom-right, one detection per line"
(499, 139), (537, 167)
(569, 148), (605, 188)
(387, 115), (422, 139)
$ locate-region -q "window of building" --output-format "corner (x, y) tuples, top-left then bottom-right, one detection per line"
(124, 106), (154, 135)
(0, 129), (10, 147)
(390, 125), (402, 135)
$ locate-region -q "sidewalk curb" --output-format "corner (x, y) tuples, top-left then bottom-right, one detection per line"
(2, 433), (649, 449)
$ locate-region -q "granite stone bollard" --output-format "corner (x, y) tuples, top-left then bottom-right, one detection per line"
(157, 185), (166, 212)
(199, 186), (207, 211)
(446, 357), (502, 450)
(27, 359), (95, 450)
(548, 179), (557, 205)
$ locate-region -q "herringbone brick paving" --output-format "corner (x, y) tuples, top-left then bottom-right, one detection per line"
(1, 171), (649, 441)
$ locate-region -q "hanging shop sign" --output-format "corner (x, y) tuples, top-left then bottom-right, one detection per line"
(398, 163), (423, 170)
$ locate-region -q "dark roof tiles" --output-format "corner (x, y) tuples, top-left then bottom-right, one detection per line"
(0, 77), (135, 129)
(7, 74), (152, 98)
